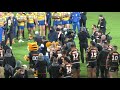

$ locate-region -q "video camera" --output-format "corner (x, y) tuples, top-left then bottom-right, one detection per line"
(62, 28), (75, 36)
(106, 32), (112, 41)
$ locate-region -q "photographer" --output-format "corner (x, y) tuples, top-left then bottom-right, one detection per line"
(48, 57), (61, 78)
(97, 15), (106, 34)
(78, 27), (90, 63)
(13, 65), (28, 78)
(56, 28), (64, 45)
(91, 30), (103, 43)
(34, 31), (43, 46)
(3, 49), (16, 78)
(97, 42), (110, 78)
(34, 53), (48, 78)
(48, 26), (58, 42)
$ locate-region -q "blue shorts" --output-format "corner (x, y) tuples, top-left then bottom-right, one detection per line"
(53, 20), (62, 26)
(27, 23), (35, 28)
(18, 26), (24, 30)
(38, 20), (45, 26)
(62, 20), (70, 25)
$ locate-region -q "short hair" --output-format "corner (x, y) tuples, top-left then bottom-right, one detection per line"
(99, 14), (103, 17)
(113, 46), (118, 50)
(71, 44), (75, 48)
(62, 50), (67, 55)
(93, 24), (97, 28)
(64, 57), (70, 63)
(90, 41), (96, 47)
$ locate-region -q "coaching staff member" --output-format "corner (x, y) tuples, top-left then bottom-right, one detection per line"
(78, 27), (90, 63)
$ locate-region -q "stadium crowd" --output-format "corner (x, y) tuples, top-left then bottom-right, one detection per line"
(0, 12), (119, 78)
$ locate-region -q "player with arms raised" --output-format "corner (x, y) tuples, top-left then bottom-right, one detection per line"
(86, 41), (99, 78)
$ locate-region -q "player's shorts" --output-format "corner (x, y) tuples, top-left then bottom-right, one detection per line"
(109, 67), (119, 72)
(53, 20), (62, 26)
(64, 76), (72, 78)
(18, 26), (25, 30)
(62, 20), (70, 25)
(38, 20), (45, 26)
(72, 62), (80, 70)
(27, 23), (35, 28)
(87, 61), (97, 68)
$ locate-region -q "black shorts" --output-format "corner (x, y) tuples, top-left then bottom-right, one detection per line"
(109, 67), (119, 72)
(72, 63), (80, 70)
(64, 76), (72, 78)
(87, 61), (97, 68)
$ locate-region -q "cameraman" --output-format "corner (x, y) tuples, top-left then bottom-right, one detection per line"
(56, 28), (64, 45)
(48, 26), (58, 42)
(34, 31), (43, 46)
(78, 27), (90, 63)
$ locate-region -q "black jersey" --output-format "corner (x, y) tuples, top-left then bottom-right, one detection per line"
(63, 64), (72, 78)
(109, 51), (120, 67)
(48, 63), (61, 78)
(87, 47), (99, 62)
(98, 49), (110, 66)
(29, 51), (39, 68)
(70, 50), (80, 64)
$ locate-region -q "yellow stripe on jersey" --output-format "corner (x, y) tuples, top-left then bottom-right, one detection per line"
(0, 16), (6, 27)
(37, 12), (46, 21)
(52, 12), (62, 20)
(62, 12), (70, 21)
(26, 13), (36, 23)
(16, 13), (26, 26)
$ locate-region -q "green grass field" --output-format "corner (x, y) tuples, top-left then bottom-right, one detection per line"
(12, 12), (120, 78)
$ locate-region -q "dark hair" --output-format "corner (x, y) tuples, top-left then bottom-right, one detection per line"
(62, 50), (67, 55)
(43, 36), (46, 40)
(113, 46), (118, 50)
(97, 39), (101, 43)
(50, 26), (54, 30)
(93, 24), (97, 28)
(90, 41), (96, 47)
(64, 57), (70, 63)
(99, 14), (103, 17)
(71, 44), (75, 48)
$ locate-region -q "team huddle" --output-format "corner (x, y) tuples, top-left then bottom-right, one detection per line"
(0, 12), (120, 78)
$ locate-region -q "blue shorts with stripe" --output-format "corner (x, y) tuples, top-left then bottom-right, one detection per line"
(27, 23), (35, 28)
(62, 20), (70, 25)
(38, 20), (45, 26)
(18, 26), (25, 30)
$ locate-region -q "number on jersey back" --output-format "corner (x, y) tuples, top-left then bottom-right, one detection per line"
(111, 52), (119, 62)
(72, 50), (79, 61)
(90, 48), (98, 60)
